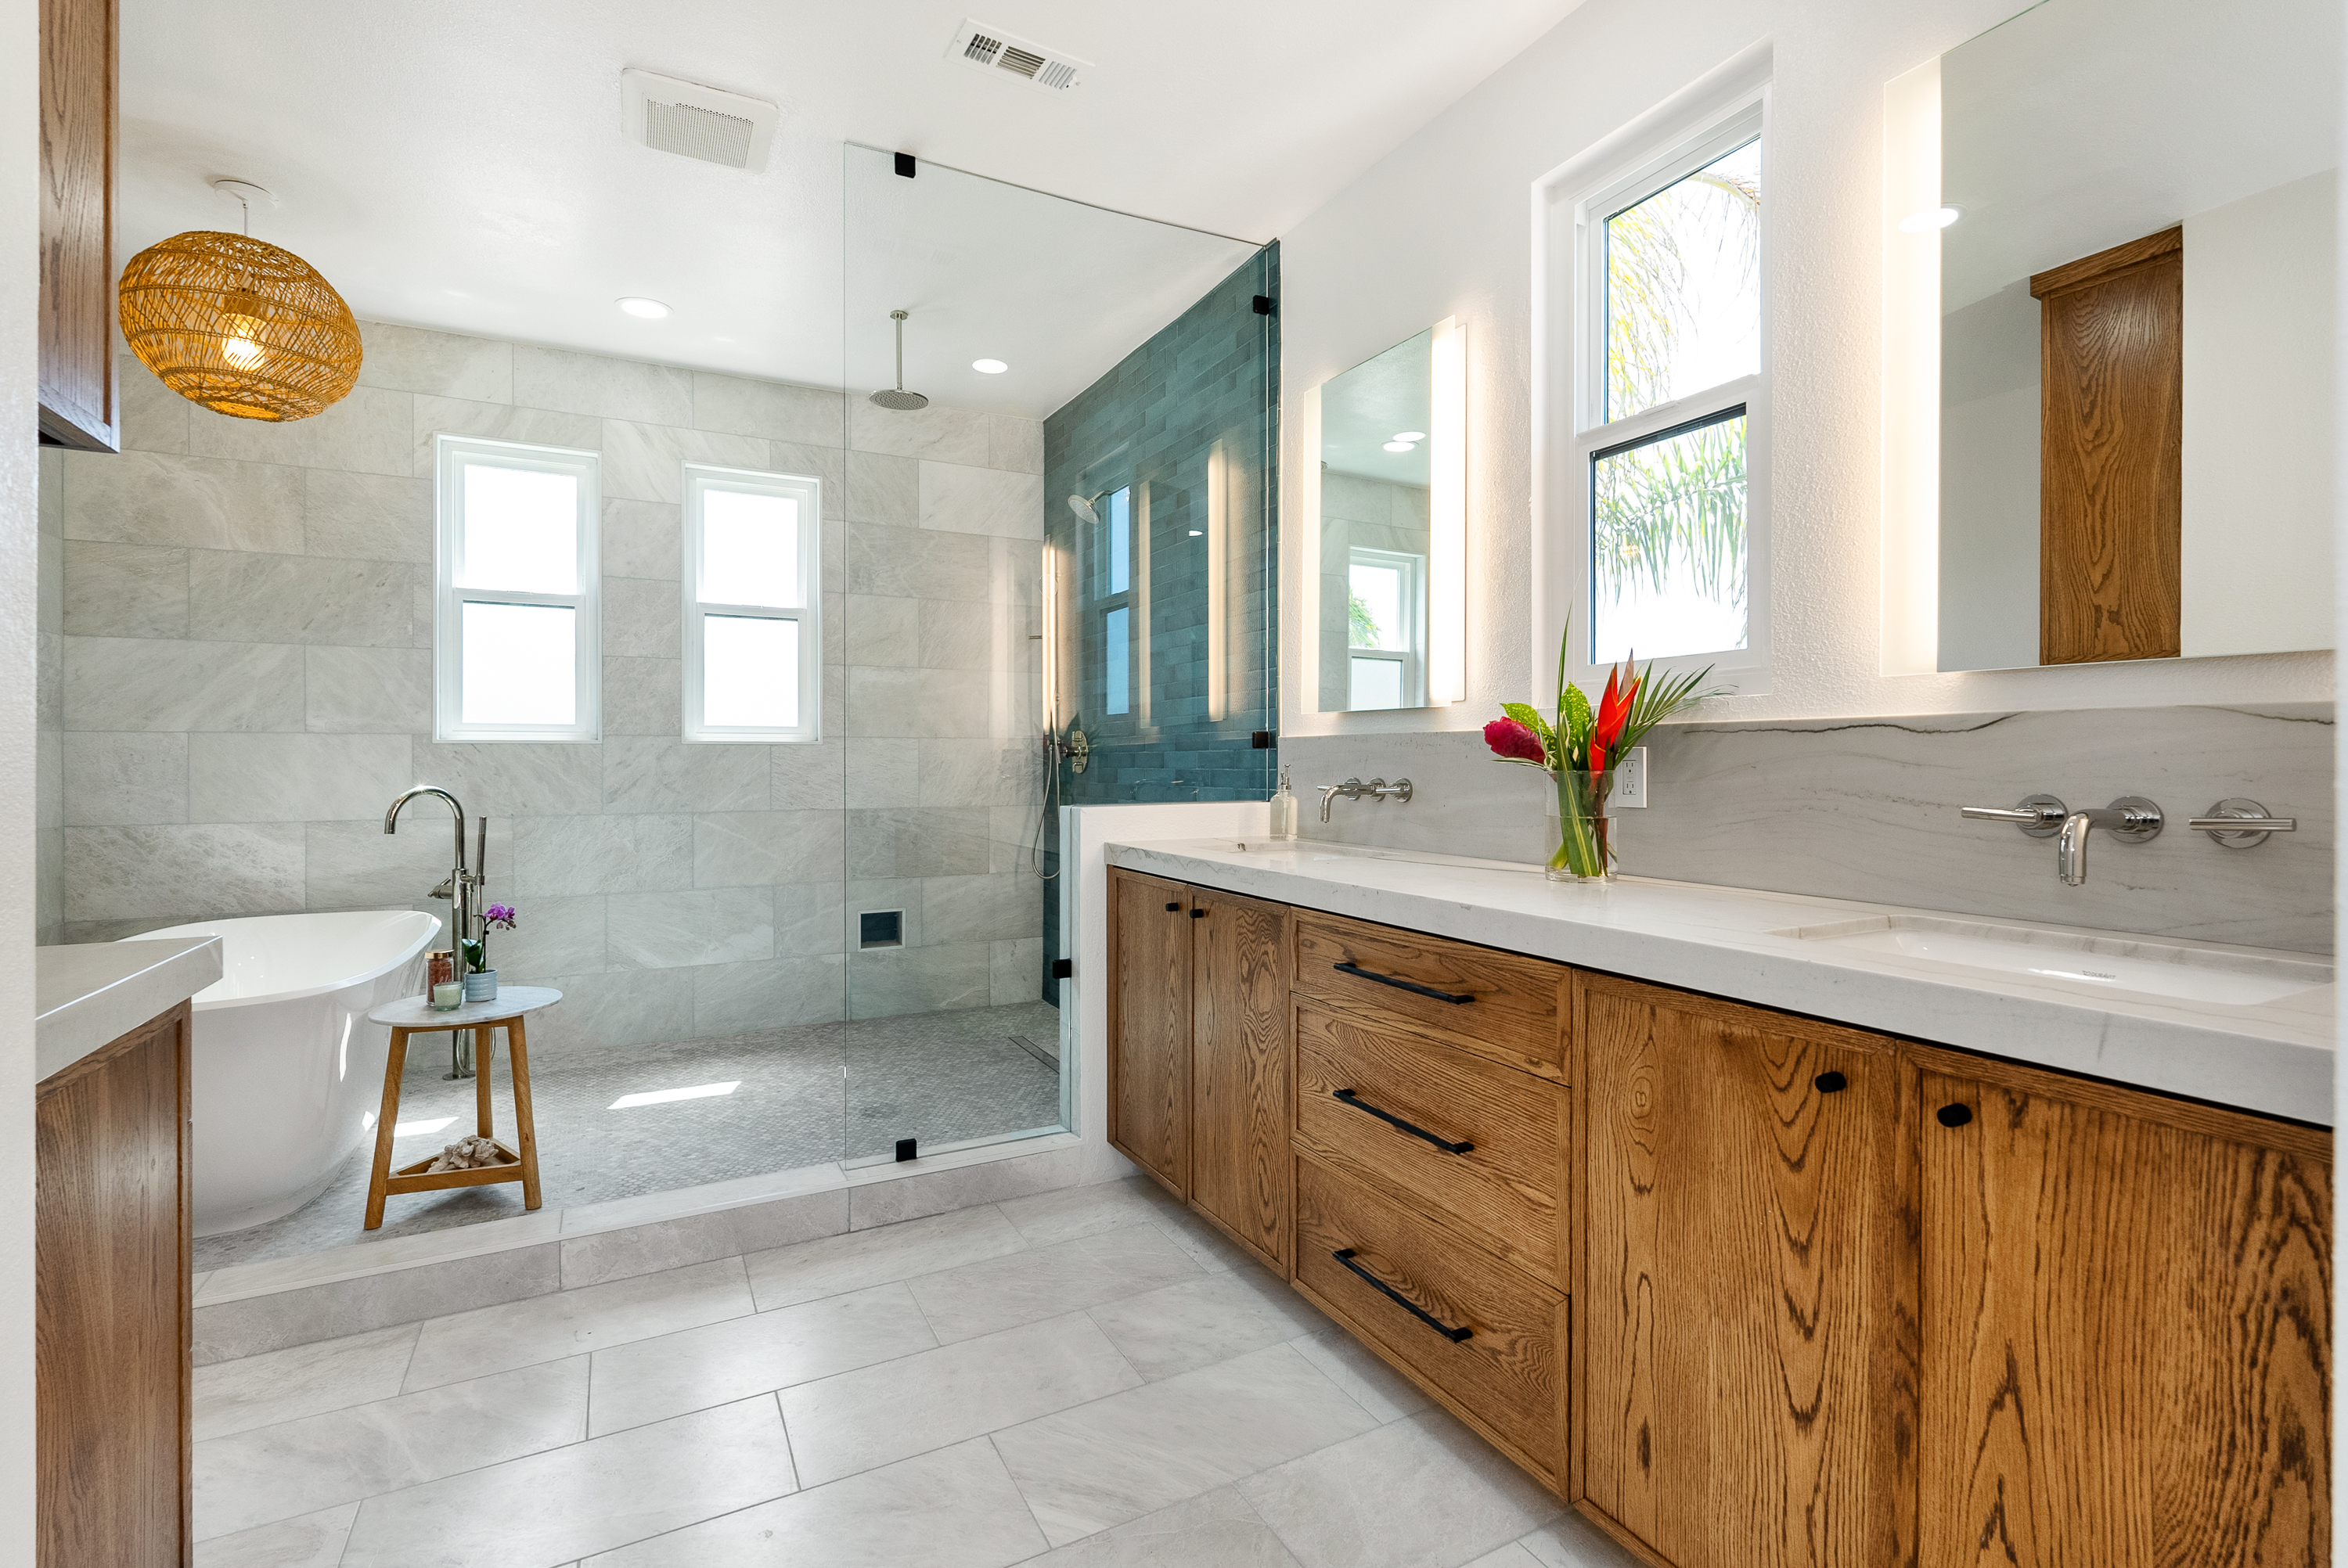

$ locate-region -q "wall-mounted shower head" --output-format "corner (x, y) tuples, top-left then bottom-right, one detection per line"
(870, 309), (930, 411)
(1067, 491), (1104, 526)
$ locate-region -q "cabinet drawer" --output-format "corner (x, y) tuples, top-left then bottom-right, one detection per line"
(1293, 912), (1566, 1081)
(1293, 1000), (1564, 1286)
(1295, 1152), (1565, 1486)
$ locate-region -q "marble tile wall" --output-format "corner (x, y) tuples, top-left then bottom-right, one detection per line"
(41, 326), (1051, 1041)
(1283, 701), (2335, 955)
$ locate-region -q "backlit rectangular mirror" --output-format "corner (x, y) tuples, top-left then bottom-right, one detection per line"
(1921, 0), (2339, 672)
(1308, 318), (1465, 710)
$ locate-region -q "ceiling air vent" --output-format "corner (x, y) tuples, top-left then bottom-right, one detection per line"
(621, 69), (779, 174)
(947, 19), (1089, 92)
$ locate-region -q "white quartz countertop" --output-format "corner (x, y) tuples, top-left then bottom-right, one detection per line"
(36, 937), (223, 1084)
(1105, 838), (2335, 1125)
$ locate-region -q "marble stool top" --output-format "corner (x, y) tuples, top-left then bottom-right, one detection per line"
(369, 986), (564, 1030)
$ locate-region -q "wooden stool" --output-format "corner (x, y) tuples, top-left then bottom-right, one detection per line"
(362, 987), (562, 1230)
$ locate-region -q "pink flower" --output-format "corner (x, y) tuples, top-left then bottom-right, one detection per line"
(1483, 718), (1545, 764)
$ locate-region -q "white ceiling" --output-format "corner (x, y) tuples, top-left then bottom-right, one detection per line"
(121, 0), (1583, 411)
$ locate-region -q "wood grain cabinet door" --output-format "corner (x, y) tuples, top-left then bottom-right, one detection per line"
(1107, 868), (1193, 1196)
(36, 1003), (190, 1566)
(38, 0), (121, 451)
(1187, 887), (1291, 1271)
(1914, 1058), (2331, 1567)
(1576, 976), (1900, 1568)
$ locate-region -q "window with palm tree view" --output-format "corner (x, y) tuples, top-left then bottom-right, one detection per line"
(1585, 130), (1760, 664)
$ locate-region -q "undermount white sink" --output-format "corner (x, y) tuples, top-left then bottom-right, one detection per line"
(1776, 915), (2332, 1008)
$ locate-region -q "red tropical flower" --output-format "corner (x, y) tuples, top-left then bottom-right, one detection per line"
(1482, 717), (1545, 763)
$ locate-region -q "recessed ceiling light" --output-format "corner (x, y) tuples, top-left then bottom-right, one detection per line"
(1383, 441), (1416, 453)
(1392, 430), (1426, 443)
(618, 297), (672, 318)
(1897, 206), (1962, 233)
(972, 358), (1008, 374)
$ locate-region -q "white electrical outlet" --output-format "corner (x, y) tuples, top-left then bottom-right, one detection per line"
(1614, 746), (1649, 808)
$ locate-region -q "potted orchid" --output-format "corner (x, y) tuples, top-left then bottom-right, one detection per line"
(1484, 626), (1723, 880)
(460, 904), (517, 1002)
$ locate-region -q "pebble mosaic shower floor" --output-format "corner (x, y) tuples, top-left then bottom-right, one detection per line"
(194, 1001), (1064, 1272)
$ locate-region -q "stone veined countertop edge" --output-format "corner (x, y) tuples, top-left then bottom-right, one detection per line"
(35, 937), (224, 1084)
(1104, 839), (2335, 1126)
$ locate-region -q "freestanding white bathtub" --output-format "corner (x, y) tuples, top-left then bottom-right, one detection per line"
(126, 910), (441, 1235)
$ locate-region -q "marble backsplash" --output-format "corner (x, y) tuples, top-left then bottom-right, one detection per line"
(1281, 702), (2335, 955)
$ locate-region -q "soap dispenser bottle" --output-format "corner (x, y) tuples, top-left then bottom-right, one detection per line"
(1269, 764), (1299, 840)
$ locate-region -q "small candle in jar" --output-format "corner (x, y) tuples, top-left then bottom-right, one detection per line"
(431, 981), (463, 1010)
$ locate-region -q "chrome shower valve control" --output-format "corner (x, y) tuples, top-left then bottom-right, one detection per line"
(1960, 794), (2068, 837)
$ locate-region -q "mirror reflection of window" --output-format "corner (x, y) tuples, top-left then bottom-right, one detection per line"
(1588, 135), (1760, 664)
(1345, 549), (1423, 709)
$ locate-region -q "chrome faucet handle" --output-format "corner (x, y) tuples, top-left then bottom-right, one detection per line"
(2191, 798), (2297, 848)
(1961, 795), (2067, 839)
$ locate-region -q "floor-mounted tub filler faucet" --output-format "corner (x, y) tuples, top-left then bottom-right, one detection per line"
(1318, 777), (1413, 822)
(385, 786), (479, 980)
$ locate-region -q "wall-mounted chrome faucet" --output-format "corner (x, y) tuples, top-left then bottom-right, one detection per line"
(1961, 792), (2182, 885)
(1318, 777), (1413, 822)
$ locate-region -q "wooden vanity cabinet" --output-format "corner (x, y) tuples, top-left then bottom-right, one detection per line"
(36, 1000), (192, 1566)
(1103, 869), (2332, 1563)
(1910, 1043), (2332, 1566)
(1575, 975), (1903, 1568)
(1106, 867), (1292, 1271)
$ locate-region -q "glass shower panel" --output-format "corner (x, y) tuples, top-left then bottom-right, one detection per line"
(839, 144), (1264, 1163)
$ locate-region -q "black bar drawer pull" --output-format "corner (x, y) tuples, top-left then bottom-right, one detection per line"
(1334, 1089), (1473, 1155)
(1331, 960), (1473, 1005)
(1332, 1248), (1472, 1342)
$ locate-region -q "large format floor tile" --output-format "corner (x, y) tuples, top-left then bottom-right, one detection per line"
(193, 1322), (418, 1440)
(584, 1437), (1046, 1566)
(586, 1280), (936, 1436)
(1017, 1485), (1306, 1567)
(194, 1357), (588, 1540)
(1237, 1409), (1563, 1568)
(992, 1340), (1381, 1546)
(780, 1310), (1141, 1486)
(192, 1502), (358, 1568)
(340, 1394), (796, 1567)
(906, 1222), (1201, 1343)
(1084, 1266), (1330, 1381)
(403, 1254), (753, 1390)
(743, 1202), (1029, 1309)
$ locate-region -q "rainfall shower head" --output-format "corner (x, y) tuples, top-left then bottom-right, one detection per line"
(1067, 491), (1103, 526)
(869, 309), (930, 411)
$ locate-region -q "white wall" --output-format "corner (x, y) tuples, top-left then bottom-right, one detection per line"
(1276, 0), (2335, 735)
(1, 0), (40, 1549)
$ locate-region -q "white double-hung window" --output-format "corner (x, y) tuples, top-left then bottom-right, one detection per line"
(682, 463), (822, 743)
(434, 436), (601, 743)
(1552, 82), (1769, 684)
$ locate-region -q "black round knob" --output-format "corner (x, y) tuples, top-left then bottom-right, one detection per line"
(1936, 1103), (1973, 1127)
(1813, 1071), (1848, 1094)
(1165, 901), (1181, 912)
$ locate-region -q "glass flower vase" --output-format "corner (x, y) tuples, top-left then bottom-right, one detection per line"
(1544, 768), (1615, 882)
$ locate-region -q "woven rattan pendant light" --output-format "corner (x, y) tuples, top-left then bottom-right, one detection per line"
(117, 183), (363, 423)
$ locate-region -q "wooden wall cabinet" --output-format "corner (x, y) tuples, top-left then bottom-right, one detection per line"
(2032, 226), (2183, 664)
(36, 1002), (193, 1566)
(38, 0), (121, 451)
(1107, 868), (1292, 1271)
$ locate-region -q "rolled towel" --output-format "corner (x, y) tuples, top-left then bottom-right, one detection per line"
(425, 1134), (506, 1173)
